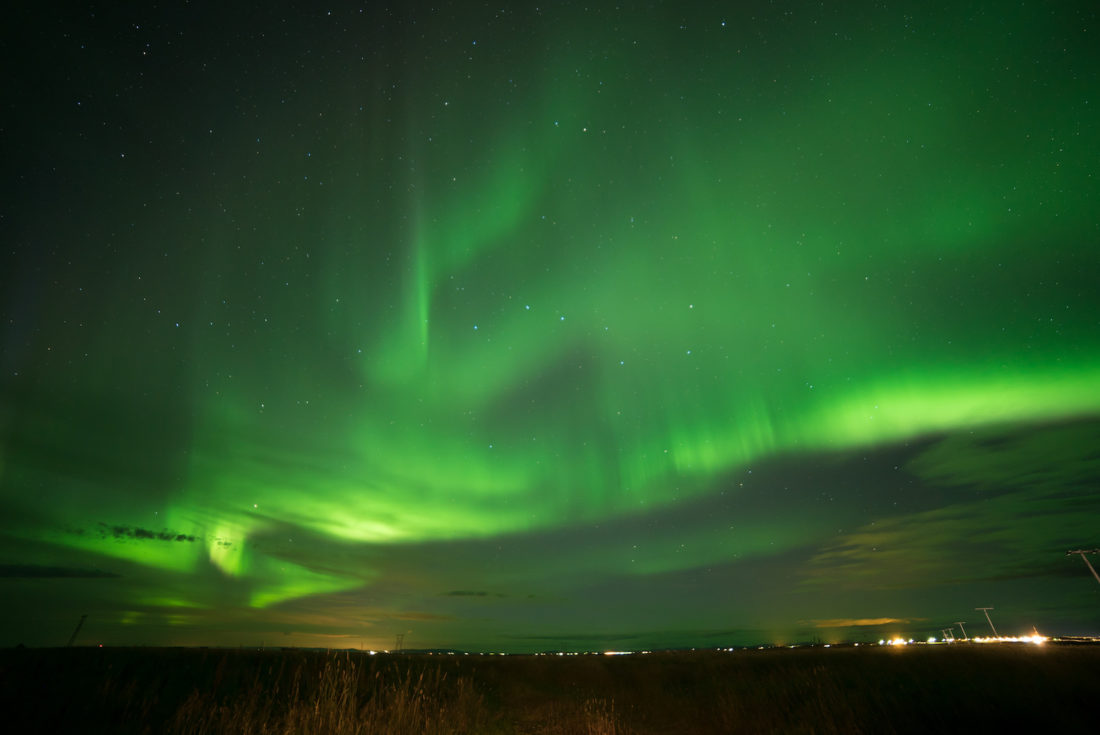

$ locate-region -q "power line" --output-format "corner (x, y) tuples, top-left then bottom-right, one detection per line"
(67, 614), (87, 647)
(975, 607), (998, 637)
(1067, 549), (1100, 585)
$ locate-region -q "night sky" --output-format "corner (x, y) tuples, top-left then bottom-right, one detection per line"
(2, 1), (1099, 651)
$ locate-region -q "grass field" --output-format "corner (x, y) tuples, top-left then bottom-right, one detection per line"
(1, 644), (1097, 733)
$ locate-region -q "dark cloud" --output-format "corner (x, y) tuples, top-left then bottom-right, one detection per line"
(508, 632), (642, 642)
(987, 556), (1098, 583)
(443, 590), (489, 597)
(95, 523), (196, 542)
(908, 420), (1100, 491)
(802, 480), (1100, 592)
(0, 564), (119, 578)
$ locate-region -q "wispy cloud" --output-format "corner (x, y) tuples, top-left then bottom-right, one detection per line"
(803, 483), (1100, 591)
(393, 611), (455, 622)
(807, 617), (914, 629)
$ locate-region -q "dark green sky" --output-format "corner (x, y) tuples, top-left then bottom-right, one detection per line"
(2, 1), (1098, 650)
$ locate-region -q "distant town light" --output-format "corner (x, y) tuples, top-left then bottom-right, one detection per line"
(972, 634), (1047, 645)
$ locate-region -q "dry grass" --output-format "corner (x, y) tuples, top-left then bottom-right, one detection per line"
(166, 653), (494, 735)
(2, 644), (1098, 733)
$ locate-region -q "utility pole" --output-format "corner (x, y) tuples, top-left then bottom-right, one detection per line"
(975, 608), (998, 637)
(67, 614), (87, 647)
(1067, 549), (1100, 585)
(394, 633), (405, 652)
(954, 622), (968, 640)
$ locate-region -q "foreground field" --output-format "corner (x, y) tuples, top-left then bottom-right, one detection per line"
(1, 644), (1097, 733)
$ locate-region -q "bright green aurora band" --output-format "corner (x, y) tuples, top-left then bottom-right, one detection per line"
(2, 1), (1099, 649)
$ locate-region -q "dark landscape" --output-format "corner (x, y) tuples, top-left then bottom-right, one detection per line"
(3, 644), (1098, 734)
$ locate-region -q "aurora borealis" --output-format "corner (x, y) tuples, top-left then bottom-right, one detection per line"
(2, 1), (1099, 651)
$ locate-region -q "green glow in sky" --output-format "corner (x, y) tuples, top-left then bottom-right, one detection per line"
(2, 1), (1098, 650)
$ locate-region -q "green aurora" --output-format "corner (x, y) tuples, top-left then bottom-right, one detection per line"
(2, 1), (1099, 650)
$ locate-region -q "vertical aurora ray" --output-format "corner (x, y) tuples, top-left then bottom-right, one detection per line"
(414, 228), (430, 366)
(370, 208), (431, 384)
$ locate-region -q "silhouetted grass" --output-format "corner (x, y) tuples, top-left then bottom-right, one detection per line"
(1, 644), (1097, 733)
